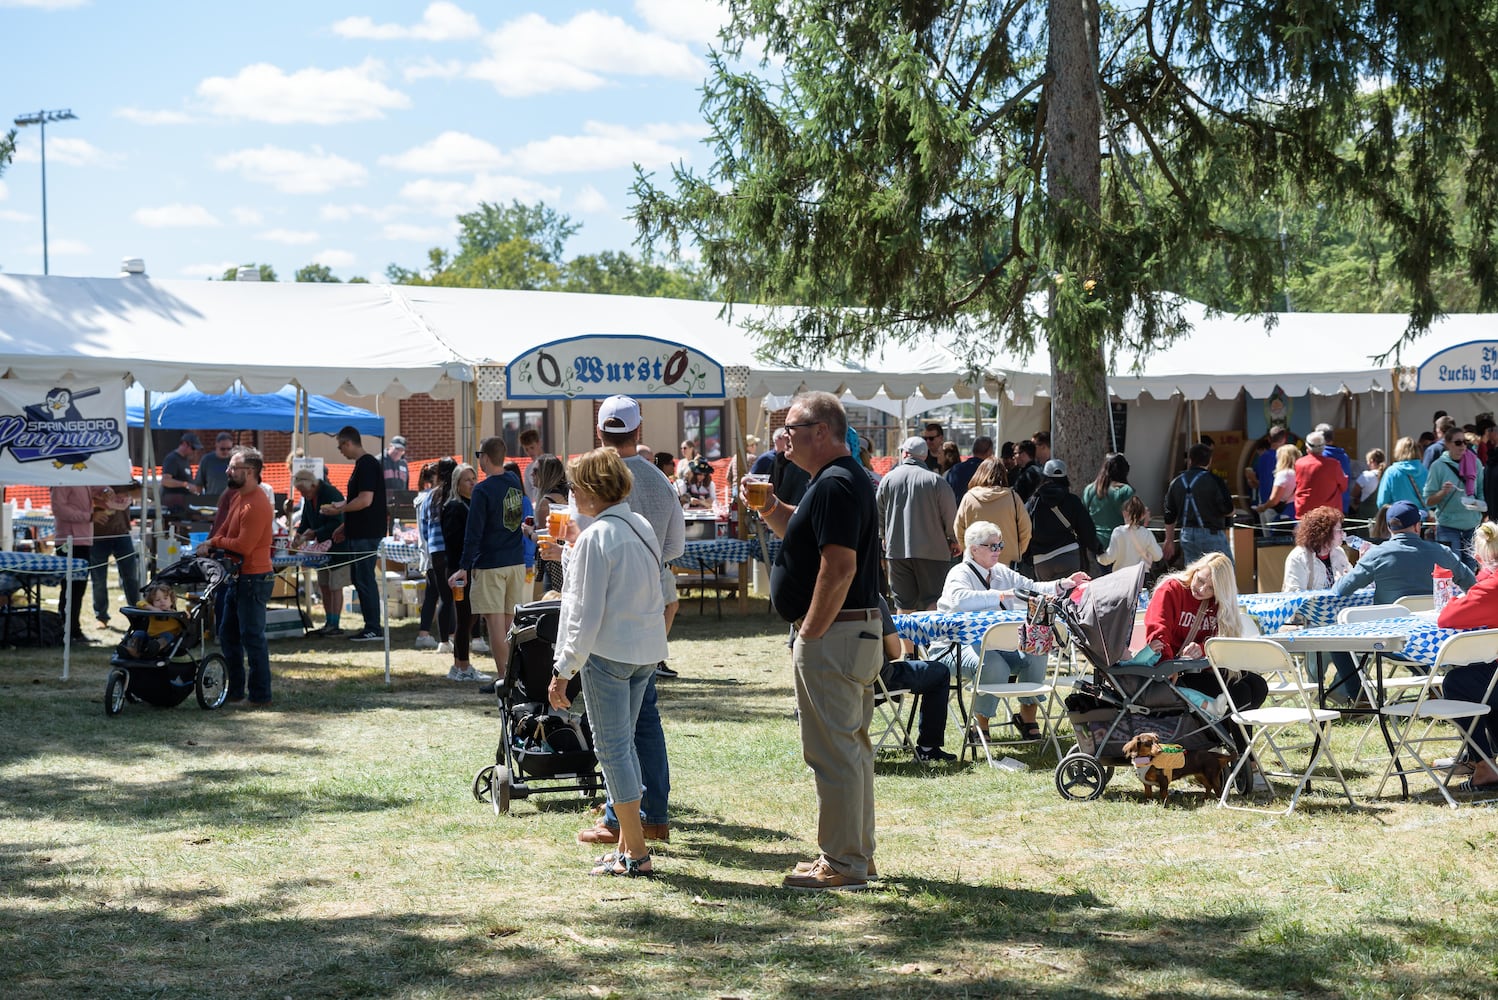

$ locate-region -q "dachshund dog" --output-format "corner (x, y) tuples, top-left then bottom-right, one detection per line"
(1121, 732), (1236, 803)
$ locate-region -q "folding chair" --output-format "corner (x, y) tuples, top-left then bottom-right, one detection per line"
(871, 672), (916, 757)
(1376, 628), (1498, 808)
(1205, 636), (1354, 815)
(963, 622), (1058, 766)
(1394, 594), (1436, 614)
(1337, 604), (1436, 760)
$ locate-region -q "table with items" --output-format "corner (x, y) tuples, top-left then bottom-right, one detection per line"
(0, 550), (90, 646)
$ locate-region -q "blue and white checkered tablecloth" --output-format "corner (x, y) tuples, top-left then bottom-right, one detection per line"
(893, 608), (1028, 647)
(273, 551), (329, 569)
(12, 512), (55, 537)
(0, 550), (89, 585)
(1273, 616), (1462, 667)
(378, 539), (420, 564)
(1238, 587), (1376, 631)
(671, 538), (759, 572)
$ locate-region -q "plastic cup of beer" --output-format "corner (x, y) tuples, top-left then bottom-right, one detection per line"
(453, 580), (465, 602)
(744, 475), (772, 510)
(536, 529), (555, 560)
(547, 506), (571, 539)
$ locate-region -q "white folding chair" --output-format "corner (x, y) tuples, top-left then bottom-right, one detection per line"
(964, 622), (1058, 766)
(1395, 594), (1436, 614)
(1337, 604), (1437, 759)
(1376, 629), (1498, 808)
(1205, 637), (1354, 815)
(871, 671), (915, 758)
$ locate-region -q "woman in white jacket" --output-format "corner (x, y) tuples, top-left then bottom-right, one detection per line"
(1282, 506), (1360, 704)
(938, 520), (1086, 741)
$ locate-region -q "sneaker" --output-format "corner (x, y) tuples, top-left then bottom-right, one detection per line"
(783, 857), (869, 892)
(350, 628), (384, 642)
(413, 634), (439, 651)
(915, 746), (957, 762)
(450, 665), (493, 683)
(1251, 770), (1270, 793)
(655, 662), (679, 679)
(445, 664), (466, 681)
(470, 637), (490, 654)
(436, 640), (452, 654)
(321, 627), (346, 638)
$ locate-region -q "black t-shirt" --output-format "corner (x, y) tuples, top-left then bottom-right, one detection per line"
(345, 453), (387, 539)
(770, 455), (881, 622)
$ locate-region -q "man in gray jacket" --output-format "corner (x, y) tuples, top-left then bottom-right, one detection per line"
(876, 436), (959, 613)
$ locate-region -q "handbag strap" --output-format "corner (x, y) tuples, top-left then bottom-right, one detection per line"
(599, 513), (663, 570)
(1180, 598), (1210, 650)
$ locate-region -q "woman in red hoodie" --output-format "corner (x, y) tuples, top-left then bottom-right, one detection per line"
(1144, 552), (1268, 726)
(1434, 521), (1498, 793)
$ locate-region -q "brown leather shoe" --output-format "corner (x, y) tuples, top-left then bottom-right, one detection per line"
(641, 822), (670, 843)
(795, 857), (875, 878)
(577, 822), (671, 844)
(783, 858), (869, 891)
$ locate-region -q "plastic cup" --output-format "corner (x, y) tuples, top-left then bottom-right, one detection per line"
(547, 507), (571, 538)
(453, 582), (465, 602)
(744, 476), (771, 509)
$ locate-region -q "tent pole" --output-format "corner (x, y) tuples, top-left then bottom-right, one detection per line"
(144, 387), (161, 581)
(1390, 367), (1402, 445)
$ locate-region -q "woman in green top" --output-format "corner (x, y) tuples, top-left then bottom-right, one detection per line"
(1424, 429), (1485, 571)
(1082, 453), (1134, 563)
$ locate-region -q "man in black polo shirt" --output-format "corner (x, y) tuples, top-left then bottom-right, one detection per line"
(325, 426), (388, 641)
(750, 390), (883, 891)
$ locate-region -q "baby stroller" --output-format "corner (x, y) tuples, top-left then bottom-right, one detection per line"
(103, 554), (235, 716)
(471, 599), (604, 814)
(1032, 562), (1242, 801)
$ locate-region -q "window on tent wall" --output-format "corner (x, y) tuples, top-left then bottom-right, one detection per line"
(498, 407), (548, 454)
(681, 405), (724, 460)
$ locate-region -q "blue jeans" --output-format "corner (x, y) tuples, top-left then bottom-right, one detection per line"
(1436, 525), (1478, 572)
(1308, 651), (1361, 704)
(580, 652), (658, 810)
(881, 657), (952, 747)
(1180, 526), (1233, 566)
(603, 672), (670, 827)
(221, 571), (273, 702)
(346, 536), (381, 631)
(90, 532), (141, 620)
(956, 643), (1047, 718)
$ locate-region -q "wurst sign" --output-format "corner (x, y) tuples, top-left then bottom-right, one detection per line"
(506, 336), (725, 399)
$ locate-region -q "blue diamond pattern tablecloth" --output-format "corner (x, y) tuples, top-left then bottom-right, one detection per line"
(1273, 616), (1463, 667)
(892, 608), (1028, 647)
(12, 512), (55, 538)
(669, 537), (781, 571)
(273, 552), (329, 569)
(1238, 587), (1375, 631)
(0, 550), (89, 585)
(378, 539), (420, 564)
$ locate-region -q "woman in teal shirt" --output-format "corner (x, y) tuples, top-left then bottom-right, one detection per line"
(1082, 453), (1134, 564)
(1376, 436), (1427, 509)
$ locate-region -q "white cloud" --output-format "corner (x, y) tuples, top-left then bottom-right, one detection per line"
(398, 174), (560, 218)
(319, 202), (405, 223)
(114, 107), (195, 126)
(132, 203), (221, 228)
(506, 121), (704, 174)
(380, 222), (454, 242)
(469, 12), (702, 97)
(313, 248), (357, 268)
(402, 57), (466, 82)
(230, 206), (264, 225)
(214, 146), (368, 194)
(181, 261), (237, 279)
(13, 135), (121, 168)
(333, 2), (481, 41)
(380, 131), (506, 173)
(257, 228), (319, 245)
(25, 238), (89, 256)
(572, 185), (610, 215)
(634, 0), (726, 44)
(198, 60), (410, 125)
(0, 209), (32, 223)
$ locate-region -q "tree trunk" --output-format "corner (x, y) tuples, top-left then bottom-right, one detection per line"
(1046, 0), (1110, 487)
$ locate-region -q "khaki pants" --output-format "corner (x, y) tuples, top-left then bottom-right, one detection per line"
(791, 619), (884, 878)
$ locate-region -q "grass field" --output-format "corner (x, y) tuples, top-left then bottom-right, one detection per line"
(3, 594), (1498, 999)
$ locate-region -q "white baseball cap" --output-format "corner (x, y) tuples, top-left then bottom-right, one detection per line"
(597, 394), (642, 433)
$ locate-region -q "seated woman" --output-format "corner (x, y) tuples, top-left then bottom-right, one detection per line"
(1283, 506), (1360, 705)
(1434, 521), (1498, 793)
(1144, 552), (1268, 742)
(680, 458), (717, 509)
(937, 520), (1086, 742)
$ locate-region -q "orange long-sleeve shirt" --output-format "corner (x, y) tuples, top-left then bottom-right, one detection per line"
(210, 487), (273, 575)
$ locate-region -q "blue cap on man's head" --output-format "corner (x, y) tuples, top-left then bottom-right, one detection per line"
(1386, 500), (1424, 530)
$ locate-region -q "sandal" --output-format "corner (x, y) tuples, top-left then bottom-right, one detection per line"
(1012, 714), (1043, 742)
(590, 852), (654, 877)
(1458, 776), (1498, 794)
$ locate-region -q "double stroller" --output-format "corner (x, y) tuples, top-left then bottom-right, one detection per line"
(1027, 562), (1243, 801)
(472, 599), (604, 814)
(103, 554), (235, 716)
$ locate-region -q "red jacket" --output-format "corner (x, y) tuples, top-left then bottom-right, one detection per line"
(1436, 567), (1498, 630)
(1294, 452), (1348, 516)
(1144, 577), (1223, 659)
(210, 488), (273, 576)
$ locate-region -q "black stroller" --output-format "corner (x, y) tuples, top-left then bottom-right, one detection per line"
(1031, 562), (1242, 801)
(103, 555), (235, 716)
(471, 599), (604, 814)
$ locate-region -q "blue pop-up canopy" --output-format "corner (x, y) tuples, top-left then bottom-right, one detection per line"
(125, 382), (384, 437)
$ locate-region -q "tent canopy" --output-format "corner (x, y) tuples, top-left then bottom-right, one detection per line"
(0, 273), (469, 396)
(125, 382), (385, 437)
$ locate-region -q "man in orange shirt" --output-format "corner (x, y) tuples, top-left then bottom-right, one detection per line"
(1293, 430), (1349, 517)
(206, 446), (275, 707)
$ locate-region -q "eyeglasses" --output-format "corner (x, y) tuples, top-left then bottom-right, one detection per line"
(979, 542), (1004, 552)
(782, 420), (824, 433)
(922, 434), (940, 442)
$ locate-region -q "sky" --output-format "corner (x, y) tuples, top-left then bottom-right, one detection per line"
(0, 0), (731, 281)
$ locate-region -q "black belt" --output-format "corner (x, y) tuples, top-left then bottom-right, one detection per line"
(795, 608), (879, 629)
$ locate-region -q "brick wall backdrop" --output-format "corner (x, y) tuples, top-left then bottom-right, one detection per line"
(398, 394), (458, 461)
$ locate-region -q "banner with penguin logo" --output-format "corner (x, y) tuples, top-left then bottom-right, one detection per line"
(0, 380), (132, 485)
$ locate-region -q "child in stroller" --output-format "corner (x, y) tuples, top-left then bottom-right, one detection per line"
(103, 555), (234, 716)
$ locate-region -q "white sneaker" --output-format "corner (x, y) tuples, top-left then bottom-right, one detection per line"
(1251, 769), (1269, 793)
(449, 665), (493, 683)
(414, 634), (439, 651)
(471, 637), (490, 654)
(436, 640), (452, 654)
(445, 664), (465, 681)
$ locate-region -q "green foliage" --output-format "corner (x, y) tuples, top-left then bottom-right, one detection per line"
(217, 263), (277, 282)
(0, 128), (14, 176)
(294, 263), (341, 283)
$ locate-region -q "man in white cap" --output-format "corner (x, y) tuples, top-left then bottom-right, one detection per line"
(574, 394), (685, 847)
(876, 436), (959, 616)
(381, 435), (409, 506)
(1293, 430), (1348, 517)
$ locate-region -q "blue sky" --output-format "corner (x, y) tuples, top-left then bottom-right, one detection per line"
(0, 0), (729, 280)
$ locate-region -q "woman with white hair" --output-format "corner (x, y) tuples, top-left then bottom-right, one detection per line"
(938, 520), (1086, 742)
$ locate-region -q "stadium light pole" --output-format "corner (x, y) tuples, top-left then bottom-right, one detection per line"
(12, 109), (78, 275)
